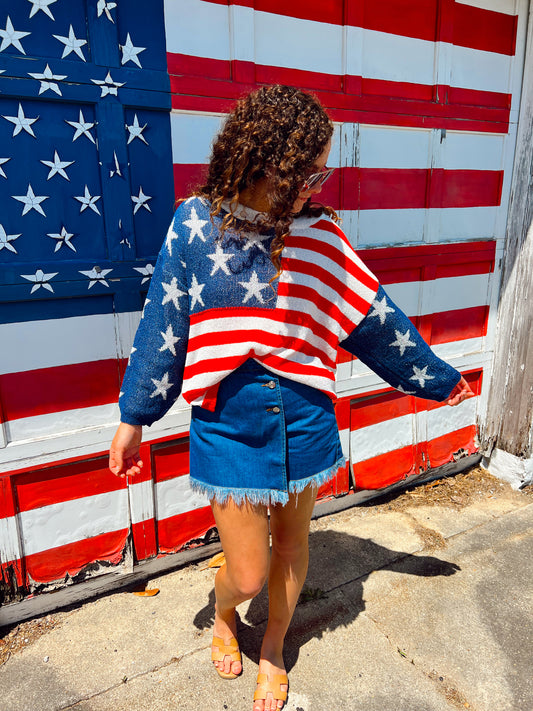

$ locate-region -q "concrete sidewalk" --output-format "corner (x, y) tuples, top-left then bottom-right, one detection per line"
(1, 472), (532, 711)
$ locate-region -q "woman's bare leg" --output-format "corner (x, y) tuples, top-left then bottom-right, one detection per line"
(253, 486), (318, 711)
(210, 498), (271, 676)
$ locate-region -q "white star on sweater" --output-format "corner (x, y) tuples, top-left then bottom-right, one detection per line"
(242, 232), (270, 254)
(66, 110), (95, 143)
(189, 274), (205, 309)
(41, 150), (74, 180)
(126, 114), (148, 145)
(239, 271), (269, 304)
(28, 64), (67, 95)
(389, 329), (416, 357)
(0, 224), (21, 253)
(208, 244), (233, 276)
(133, 263), (154, 284)
(120, 33), (145, 67)
(409, 365), (435, 388)
(47, 226), (75, 252)
(3, 104), (38, 138)
(368, 295), (395, 326)
(159, 324), (180, 356)
(79, 267), (113, 289)
(28, 0), (57, 20)
(141, 298), (151, 319)
(184, 207), (208, 244)
(165, 225), (178, 256)
(13, 184), (49, 216)
(131, 186), (152, 214)
(74, 186), (101, 215)
(162, 277), (186, 310)
(396, 384), (416, 395)
(21, 269), (58, 293)
(0, 157), (10, 178)
(91, 71), (125, 97)
(97, 1), (117, 21)
(53, 25), (87, 60)
(150, 372), (173, 400)
(128, 346), (137, 365)
(0, 17), (30, 55)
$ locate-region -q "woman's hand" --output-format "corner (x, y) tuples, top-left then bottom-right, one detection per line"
(446, 376), (475, 407)
(109, 422), (143, 478)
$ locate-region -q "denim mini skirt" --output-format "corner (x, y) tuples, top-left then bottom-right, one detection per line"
(189, 360), (345, 506)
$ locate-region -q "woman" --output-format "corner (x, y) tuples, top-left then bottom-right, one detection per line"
(109, 85), (473, 711)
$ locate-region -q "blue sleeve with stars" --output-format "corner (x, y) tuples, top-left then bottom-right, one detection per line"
(119, 210), (190, 427)
(340, 285), (461, 401)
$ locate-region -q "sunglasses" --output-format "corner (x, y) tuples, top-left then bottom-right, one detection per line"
(301, 166), (335, 191)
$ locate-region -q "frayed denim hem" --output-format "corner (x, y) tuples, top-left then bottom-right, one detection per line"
(189, 456), (346, 507)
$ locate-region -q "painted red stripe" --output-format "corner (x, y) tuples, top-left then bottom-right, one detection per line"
(174, 165), (504, 210)
(14, 456), (124, 513)
(152, 438), (189, 483)
(0, 358), (122, 422)
(351, 388), (415, 429)
(427, 425), (478, 468)
(157, 507), (216, 553)
(427, 305), (489, 345)
(23, 529), (128, 584)
(187, 329), (336, 369)
(353, 444), (417, 490)
(201, 0), (517, 55)
(168, 55), (511, 132)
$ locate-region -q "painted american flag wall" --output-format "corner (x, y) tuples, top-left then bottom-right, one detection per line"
(0, 0), (527, 599)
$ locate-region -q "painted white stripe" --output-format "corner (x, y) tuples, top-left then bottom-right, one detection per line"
(0, 311), (140, 375)
(0, 514), (21, 564)
(425, 397), (478, 441)
(338, 426), (350, 459)
(18, 489), (129, 557)
(170, 112), (224, 165)
(385, 273), (490, 317)
(5, 403), (120, 443)
(128, 478), (155, 525)
(165, 1), (514, 94)
(350, 412), (415, 463)
(455, 0), (517, 16)
(156, 474), (210, 520)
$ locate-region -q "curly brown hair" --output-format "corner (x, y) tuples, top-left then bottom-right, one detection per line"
(195, 85), (338, 280)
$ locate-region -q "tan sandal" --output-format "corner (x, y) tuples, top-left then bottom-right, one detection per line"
(211, 636), (242, 679)
(253, 672), (289, 706)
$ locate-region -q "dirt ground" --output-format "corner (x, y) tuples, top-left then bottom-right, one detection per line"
(1, 465), (531, 668)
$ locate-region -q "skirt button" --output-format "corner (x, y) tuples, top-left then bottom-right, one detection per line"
(272, 406), (280, 414)
(267, 380), (276, 389)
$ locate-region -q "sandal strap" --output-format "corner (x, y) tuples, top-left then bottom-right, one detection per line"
(211, 636), (241, 663)
(253, 672), (288, 702)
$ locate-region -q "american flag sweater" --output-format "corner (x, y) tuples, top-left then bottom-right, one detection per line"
(119, 197), (460, 426)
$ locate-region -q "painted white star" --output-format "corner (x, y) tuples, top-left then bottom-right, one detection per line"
(3, 103), (39, 138)
(409, 365), (435, 388)
(74, 185), (101, 215)
(184, 207), (208, 245)
(150, 372), (173, 400)
(188, 274), (205, 309)
(109, 151), (123, 178)
(28, 0), (57, 20)
(396, 384), (416, 395)
(65, 110), (95, 143)
(161, 277), (186, 310)
(131, 186), (152, 214)
(21, 269), (58, 293)
(120, 33), (145, 67)
(389, 329), (416, 357)
(159, 324), (180, 356)
(97, 1), (117, 22)
(40, 150), (74, 180)
(53, 25), (87, 61)
(239, 271), (270, 304)
(141, 298), (151, 319)
(133, 263), (154, 284)
(47, 226), (75, 252)
(0, 157), (10, 179)
(0, 17), (30, 55)
(79, 267), (113, 289)
(91, 71), (125, 97)
(207, 244), (233, 276)
(0, 224), (21, 253)
(12, 184), (49, 216)
(368, 295), (395, 326)
(126, 114), (148, 145)
(28, 64), (66, 95)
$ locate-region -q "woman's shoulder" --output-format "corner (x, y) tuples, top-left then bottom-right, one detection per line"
(172, 195), (211, 225)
